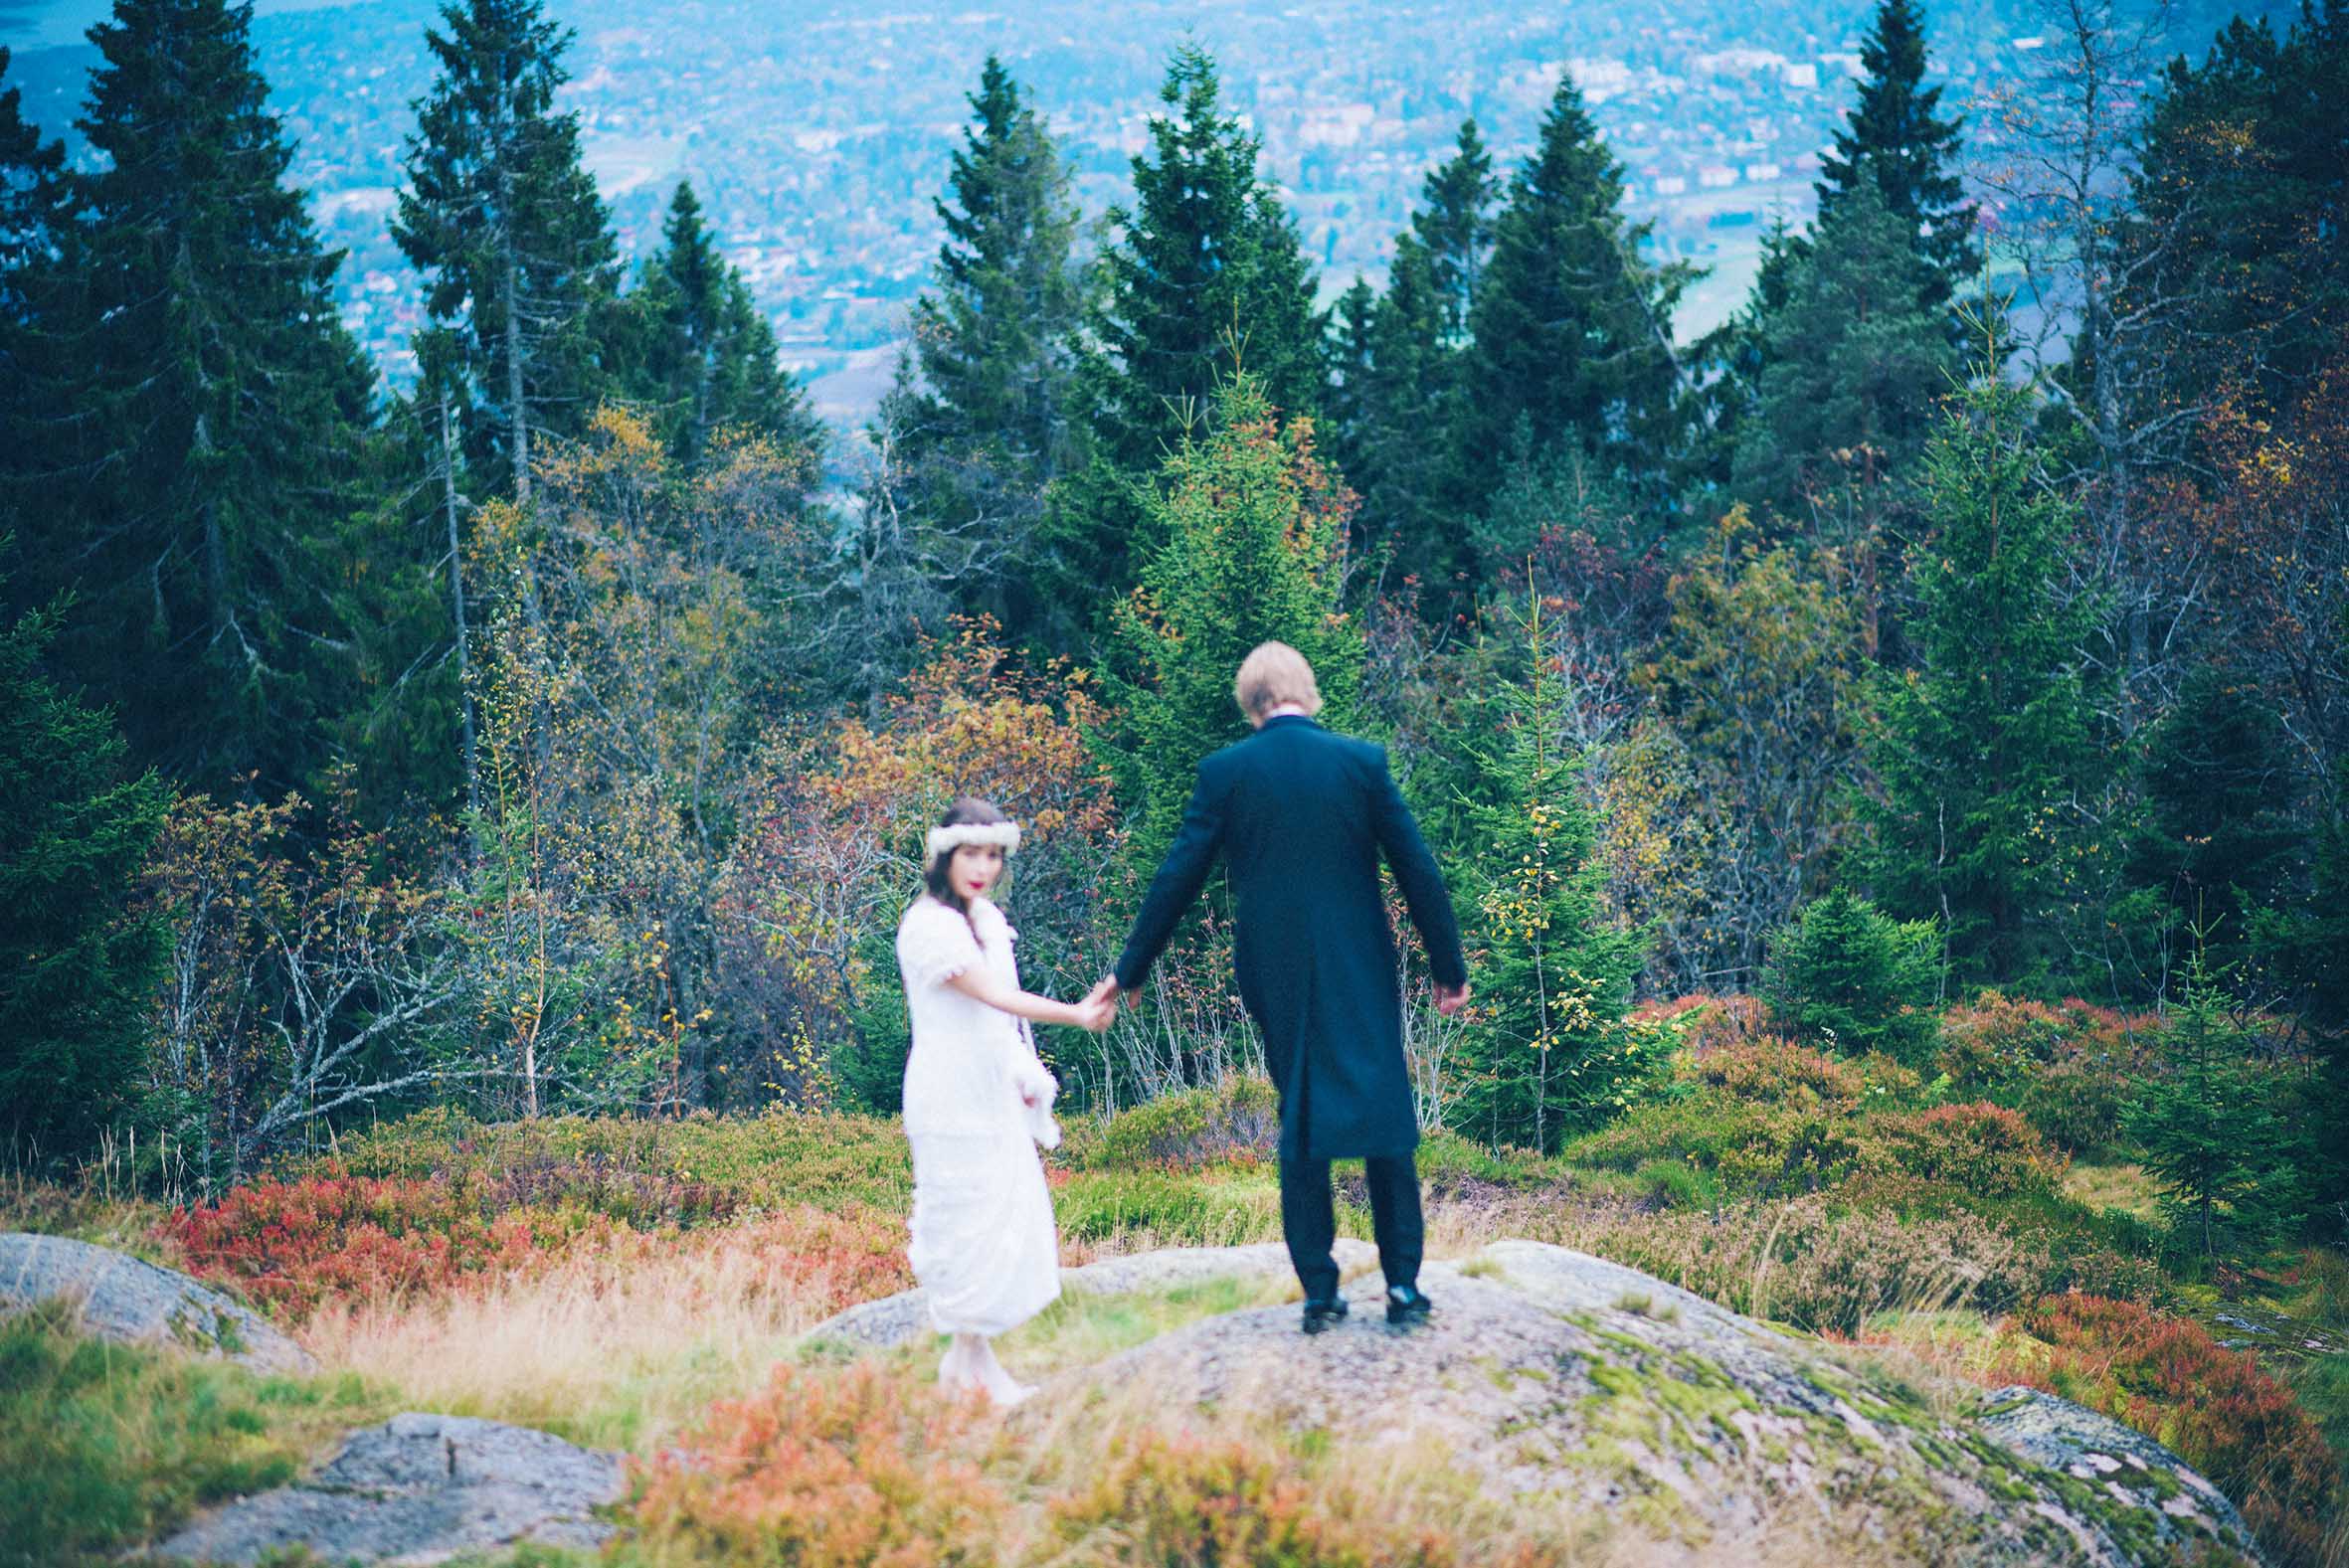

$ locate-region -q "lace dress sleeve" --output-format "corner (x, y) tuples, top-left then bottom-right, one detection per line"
(898, 902), (986, 992)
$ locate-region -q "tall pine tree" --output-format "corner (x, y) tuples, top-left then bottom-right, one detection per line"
(1861, 378), (2107, 985)
(1815, 0), (1979, 314)
(880, 57), (1081, 646)
(1458, 71), (1690, 524)
(618, 181), (819, 466)
(1413, 118), (1499, 349)
(1333, 121), (1501, 605)
(395, 0), (620, 504)
(902, 56), (1082, 483)
(1732, 180), (1957, 527)
(0, 567), (172, 1165)
(6, 0), (379, 794)
(1050, 46), (1325, 635)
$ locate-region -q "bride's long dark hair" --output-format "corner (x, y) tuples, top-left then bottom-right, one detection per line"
(923, 796), (1011, 941)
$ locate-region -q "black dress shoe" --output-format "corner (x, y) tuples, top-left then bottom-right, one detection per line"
(1385, 1285), (1433, 1327)
(1301, 1296), (1351, 1334)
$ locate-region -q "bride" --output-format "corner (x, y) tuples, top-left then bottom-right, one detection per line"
(896, 797), (1115, 1404)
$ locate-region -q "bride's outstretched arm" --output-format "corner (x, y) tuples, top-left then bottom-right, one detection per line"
(947, 965), (1114, 1033)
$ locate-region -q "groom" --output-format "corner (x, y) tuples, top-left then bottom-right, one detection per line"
(1089, 642), (1469, 1333)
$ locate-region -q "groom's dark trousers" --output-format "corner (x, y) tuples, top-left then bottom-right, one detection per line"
(1282, 1152), (1424, 1302)
(1114, 714), (1465, 1301)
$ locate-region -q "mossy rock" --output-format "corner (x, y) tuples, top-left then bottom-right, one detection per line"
(1042, 1239), (2265, 1566)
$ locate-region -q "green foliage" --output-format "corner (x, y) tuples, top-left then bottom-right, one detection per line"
(615, 182), (823, 466)
(1454, 595), (1646, 1150)
(2124, 958), (2312, 1263)
(1099, 376), (1361, 873)
(902, 57), (1082, 487)
(1813, 0), (1980, 314)
(1732, 178), (1957, 523)
(1760, 889), (1944, 1062)
(1054, 46), (1325, 623)
(1625, 510), (1872, 988)
(2124, 663), (2304, 983)
(0, 1303), (383, 1567)
(1061, 1076), (1278, 1171)
(1934, 992), (2162, 1155)
(1329, 119), (1497, 607)
(0, 582), (170, 1165)
(1456, 69), (1691, 519)
(1860, 376), (2108, 987)
(1, 0), (380, 795)
(394, 0), (621, 495)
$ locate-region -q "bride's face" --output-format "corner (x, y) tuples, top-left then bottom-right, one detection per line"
(949, 842), (1003, 901)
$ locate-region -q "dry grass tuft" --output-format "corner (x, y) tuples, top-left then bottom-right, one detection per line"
(299, 1216), (889, 1452)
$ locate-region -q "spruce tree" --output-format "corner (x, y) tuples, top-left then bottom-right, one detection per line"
(2125, 663), (2303, 978)
(1860, 378), (2107, 986)
(8, 0), (378, 794)
(2124, 954), (2310, 1262)
(1052, 47), (1325, 627)
(0, 573), (171, 1165)
(0, 47), (72, 526)
(1455, 591), (1645, 1151)
(903, 56), (1081, 482)
(1412, 118), (1499, 347)
(1759, 888), (1944, 1061)
(1101, 376), (1360, 875)
(1732, 180), (1957, 523)
(1337, 124), (1500, 606)
(1458, 71), (1690, 518)
(395, 0), (620, 503)
(1816, 0), (1979, 311)
(620, 182), (818, 465)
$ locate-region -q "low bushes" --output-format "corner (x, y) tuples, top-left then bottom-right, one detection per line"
(1046, 1429), (1531, 1567)
(165, 1174), (914, 1321)
(1062, 1076), (1279, 1171)
(1937, 992), (2162, 1155)
(1993, 1294), (2340, 1567)
(626, 1363), (1009, 1566)
(311, 1105), (914, 1215)
(1866, 1104), (2068, 1199)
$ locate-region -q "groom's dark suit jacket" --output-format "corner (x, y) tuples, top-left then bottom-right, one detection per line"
(1115, 715), (1467, 1161)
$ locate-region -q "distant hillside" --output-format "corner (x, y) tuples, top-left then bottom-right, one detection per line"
(2, 0), (2289, 426)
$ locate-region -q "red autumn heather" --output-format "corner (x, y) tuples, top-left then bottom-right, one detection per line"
(1995, 1294), (2338, 1566)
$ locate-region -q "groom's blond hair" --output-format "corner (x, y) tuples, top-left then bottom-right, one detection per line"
(1234, 641), (1324, 720)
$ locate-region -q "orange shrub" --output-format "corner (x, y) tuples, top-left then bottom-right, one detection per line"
(1640, 992), (1771, 1054)
(1864, 1103), (2067, 1198)
(1691, 1036), (1868, 1112)
(1048, 1429), (1538, 1567)
(1993, 1294), (2340, 1566)
(629, 1362), (1007, 1566)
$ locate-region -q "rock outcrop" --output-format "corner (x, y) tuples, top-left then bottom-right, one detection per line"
(806, 1236), (1377, 1348)
(151, 1412), (625, 1565)
(0, 1231), (311, 1374)
(1037, 1240), (2266, 1567)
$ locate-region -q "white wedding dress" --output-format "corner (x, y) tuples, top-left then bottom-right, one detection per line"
(897, 893), (1061, 1336)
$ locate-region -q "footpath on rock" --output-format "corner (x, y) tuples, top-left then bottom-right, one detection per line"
(5, 1229), (2271, 1567)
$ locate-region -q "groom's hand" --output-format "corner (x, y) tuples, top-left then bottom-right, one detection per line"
(1434, 981), (1470, 1017)
(1083, 975), (1123, 1010)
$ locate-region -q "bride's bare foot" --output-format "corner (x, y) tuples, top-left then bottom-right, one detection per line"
(965, 1337), (1034, 1407)
(938, 1338), (981, 1394)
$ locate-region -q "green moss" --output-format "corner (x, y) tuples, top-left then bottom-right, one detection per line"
(0, 1304), (391, 1567)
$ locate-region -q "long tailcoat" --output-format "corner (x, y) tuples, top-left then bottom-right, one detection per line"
(1114, 716), (1467, 1161)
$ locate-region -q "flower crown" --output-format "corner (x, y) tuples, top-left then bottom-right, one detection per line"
(924, 819), (1022, 868)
